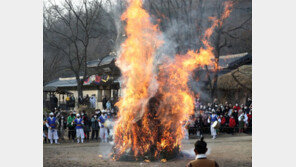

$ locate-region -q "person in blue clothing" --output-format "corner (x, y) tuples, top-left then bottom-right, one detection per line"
(99, 111), (108, 143)
(106, 100), (111, 110)
(74, 113), (85, 143)
(46, 112), (60, 144)
(207, 109), (220, 139)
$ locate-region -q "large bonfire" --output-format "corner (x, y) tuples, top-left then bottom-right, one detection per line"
(113, 0), (233, 160)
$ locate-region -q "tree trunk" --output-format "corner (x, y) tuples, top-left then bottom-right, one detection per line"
(211, 58), (219, 101)
(77, 78), (83, 104)
(211, 24), (223, 101)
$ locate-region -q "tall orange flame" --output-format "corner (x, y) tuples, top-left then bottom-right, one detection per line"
(113, 0), (233, 160)
(114, 0), (163, 159)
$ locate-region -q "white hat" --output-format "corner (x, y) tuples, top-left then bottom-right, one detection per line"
(49, 112), (54, 116)
(76, 114), (80, 117)
(212, 109), (215, 112)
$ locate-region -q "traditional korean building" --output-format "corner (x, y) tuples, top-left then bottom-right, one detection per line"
(44, 54), (121, 110)
(44, 52), (252, 109)
(193, 52), (252, 103)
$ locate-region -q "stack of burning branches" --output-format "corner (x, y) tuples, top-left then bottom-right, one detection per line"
(112, 0), (234, 161)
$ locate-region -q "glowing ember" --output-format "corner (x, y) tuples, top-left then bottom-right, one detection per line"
(113, 0), (233, 161)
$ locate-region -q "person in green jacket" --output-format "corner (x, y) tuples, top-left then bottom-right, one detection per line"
(67, 111), (76, 142)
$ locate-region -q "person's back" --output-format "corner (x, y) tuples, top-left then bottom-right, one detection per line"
(186, 137), (219, 167)
(187, 158), (216, 167)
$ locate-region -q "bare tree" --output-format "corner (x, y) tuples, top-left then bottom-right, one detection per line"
(43, 0), (116, 98)
(206, 0), (251, 99)
(143, 0), (251, 100)
(144, 0), (207, 54)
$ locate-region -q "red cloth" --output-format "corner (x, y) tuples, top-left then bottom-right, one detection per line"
(221, 117), (226, 125)
(95, 75), (101, 83)
(233, 106), (241, 111)
(247, 114), (252, 122)
(229, 118), (236, 128)
(84, 77), (90, 84)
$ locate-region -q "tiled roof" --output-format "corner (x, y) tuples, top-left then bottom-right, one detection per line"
(87, 55), (116, 68)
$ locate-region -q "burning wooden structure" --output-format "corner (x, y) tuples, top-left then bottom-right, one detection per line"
(112, 0), (234, 161)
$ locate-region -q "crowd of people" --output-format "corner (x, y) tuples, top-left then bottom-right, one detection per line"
(44, 95), (252, 144)
(43, 107), (117, 144)
(185, 97), (252, 139)
(48, 94), (116, 112)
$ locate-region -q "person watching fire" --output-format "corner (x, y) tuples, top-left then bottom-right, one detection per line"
(74, 114), (85, 143)
(207, 109), (219, 139)
(45, 112), (60, 144)
(98, 111), (108, 143)
(186, 137), (219, 167)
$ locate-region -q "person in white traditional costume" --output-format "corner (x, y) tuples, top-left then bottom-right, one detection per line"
(89, 95), (97, 109)
(46, 112), (60, 144)
(98, 111), (108, 143)
(207, 109), (220, 139)
(183, 120), (190, 140)
(74, 114), (85, 143)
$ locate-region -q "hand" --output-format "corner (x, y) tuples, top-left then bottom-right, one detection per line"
(49, 127), (52, 130)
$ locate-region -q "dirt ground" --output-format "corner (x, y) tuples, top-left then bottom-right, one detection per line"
(43, 134), (251, 167)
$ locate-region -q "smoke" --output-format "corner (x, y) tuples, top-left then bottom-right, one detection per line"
(110, 0), (236, 159)
(153, 19), (213, 102)
(181, 146), (212, 158)
(97, 143), (114, 158)
(188, 77), (212, 102)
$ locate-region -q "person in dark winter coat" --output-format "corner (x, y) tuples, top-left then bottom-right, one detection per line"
(246, 97), (252, 107)
(247, 110), (252, 133)
(84, 95), (90, 107)
(82, 111), (90, 141)
(50, 95), (58, 112)
(70, 95), (75, 109)
(58, 115), (67, 140)
(238, 112), (245, 133)
(91, 115), (100, 141)
(232, 109), (239, 132)
(102, 96), (107, 110)
(78, 96), (83, 105)
(194, 115), (204, 138)
(43, 116), (49, 143)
